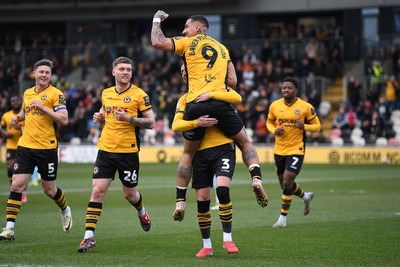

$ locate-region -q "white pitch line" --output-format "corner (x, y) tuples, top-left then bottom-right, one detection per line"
(0, 174), (396, 196)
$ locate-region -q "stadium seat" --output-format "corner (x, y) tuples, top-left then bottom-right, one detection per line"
(144, 129), (156, 145)
(70, 137), (81, 145)
(391, 110), (400, 120)
(350, 127), (363, 139)
(375, 137), (388, 146)
(245, 128), (254, 143)
(329, 128), (342, 140)
(351, 136), (365, 146)
(387, 137), (399, 146)
(319, 101), (331, 118)
(331, 137), (344, 146)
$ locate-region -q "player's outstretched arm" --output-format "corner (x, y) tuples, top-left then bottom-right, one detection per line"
(151, 10), (174, 51)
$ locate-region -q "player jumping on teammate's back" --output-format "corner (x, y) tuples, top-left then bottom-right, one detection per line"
(151, 10), (268, 208)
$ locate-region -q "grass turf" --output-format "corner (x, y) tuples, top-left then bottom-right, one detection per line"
(0, 162), (399, 266)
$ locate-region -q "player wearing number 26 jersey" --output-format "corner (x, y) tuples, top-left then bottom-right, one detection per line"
(77, 57), (155, 253)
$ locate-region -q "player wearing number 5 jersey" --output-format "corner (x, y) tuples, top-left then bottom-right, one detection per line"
(266, 77), (321, 228)
(0, 59), (73, 241)
(77, 57), (155, 253)
(151, 10), (269, 208)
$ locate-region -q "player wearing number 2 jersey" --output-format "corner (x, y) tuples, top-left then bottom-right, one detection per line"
(77, 57), (155, 253)
(151, 10), (269, 208)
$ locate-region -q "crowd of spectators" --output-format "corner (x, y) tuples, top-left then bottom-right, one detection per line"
(1, 27), (399, 147)
(331, 44), (400, 145)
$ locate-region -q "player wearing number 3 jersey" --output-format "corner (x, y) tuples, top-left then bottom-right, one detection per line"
(77, 57), (155, 253)
(151, 10), (269, 208)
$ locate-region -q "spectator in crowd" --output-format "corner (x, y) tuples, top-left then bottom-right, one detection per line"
(255, 113), (269, 143)
(304, 37), (318, 67)
(261, 40), (273, 62)
(385, 74), (399, 112)
(368, 60), (385, 96)
(242, 47), (257, 66)
(333, 104), (347, 130)
(361, 109), (385, 143)
(281, 49), (296, 76)
(347, 75), (362, 109)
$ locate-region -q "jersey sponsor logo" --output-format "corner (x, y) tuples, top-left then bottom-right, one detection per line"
(26, 105), (45, 116)
(105, 106), (128, 116)
(205, 74), (216, 83)
(123, 96), (131, 103)
(41, 94), (47, 100)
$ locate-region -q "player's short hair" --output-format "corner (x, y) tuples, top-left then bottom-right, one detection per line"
(112, 57), (133, 68)
(34, 59), (53, 70)
(282, 77), (299, 89)
(188, 15), (209, 30)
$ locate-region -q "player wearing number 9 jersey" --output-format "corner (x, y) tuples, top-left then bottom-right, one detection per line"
(151, 10), (269, 208)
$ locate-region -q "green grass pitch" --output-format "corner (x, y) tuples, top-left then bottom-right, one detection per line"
(0, 162), (399, 266)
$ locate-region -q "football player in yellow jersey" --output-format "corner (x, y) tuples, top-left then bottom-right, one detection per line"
(151, 11), (268, 208)
(0, 95), (28, 202)
(0, 59), (72, 241)
(266, 77), (321, 228)
(171, 89), (240, 257)
(77, 57), (155, 253)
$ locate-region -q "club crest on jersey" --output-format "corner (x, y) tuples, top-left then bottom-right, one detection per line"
(294, 108), (300, 115)
(124, 96), (131, 103)
(143, 96), (150, 106)
(41, 94), (47, 100)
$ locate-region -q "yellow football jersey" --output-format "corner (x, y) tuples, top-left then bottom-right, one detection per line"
(1, 110), (23, 150)
(173, 34), (231, 103)
(267, 97), (320, 156)
(18, 85), (66, 149)
(174, 95), (233, 151)
(97, 84), (152, 153)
